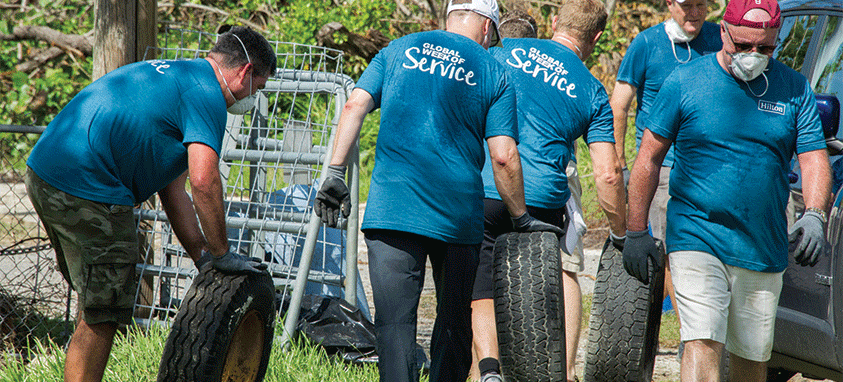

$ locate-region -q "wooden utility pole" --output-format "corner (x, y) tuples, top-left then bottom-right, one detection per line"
(92, 0), (157, 80)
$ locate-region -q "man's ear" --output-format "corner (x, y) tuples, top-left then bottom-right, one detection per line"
(551, 15), (558, 33)
(592, 30), (603, 46)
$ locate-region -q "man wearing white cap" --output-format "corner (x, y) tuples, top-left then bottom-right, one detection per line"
(314, 0), (562, 381)
(610, 0), (721, 338)
(623, 0), (830, 380)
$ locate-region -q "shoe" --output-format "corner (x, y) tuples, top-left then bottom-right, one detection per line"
(480, 372), (503, 382)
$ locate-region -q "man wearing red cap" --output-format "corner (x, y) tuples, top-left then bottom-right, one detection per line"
(623, 0), (831, 380)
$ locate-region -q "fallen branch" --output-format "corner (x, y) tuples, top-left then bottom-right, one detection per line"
(16, 46), (64, 72)
(0, 25), (92, 55)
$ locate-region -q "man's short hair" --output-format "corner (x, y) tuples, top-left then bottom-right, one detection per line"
(499, 10), (538, 39)
(211, 26), (277, 78)
(554, 0), (608, 43)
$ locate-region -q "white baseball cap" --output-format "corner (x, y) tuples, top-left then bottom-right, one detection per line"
(447, 0), (501, 46)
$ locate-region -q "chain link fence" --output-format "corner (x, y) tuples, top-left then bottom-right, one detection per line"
(0, 125), (75, 359)
(0, 26), (367, 360)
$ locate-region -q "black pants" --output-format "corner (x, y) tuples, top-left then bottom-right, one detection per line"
(364, 229), (479, 382)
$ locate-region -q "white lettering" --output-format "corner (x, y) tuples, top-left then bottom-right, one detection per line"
(506, 48), (577, 98)
(403, 46), (476, 86)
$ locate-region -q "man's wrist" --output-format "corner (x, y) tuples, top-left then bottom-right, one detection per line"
(626, 229), (649, 238)
(327, 165), (346, 178)
(804, 208), (827, 224)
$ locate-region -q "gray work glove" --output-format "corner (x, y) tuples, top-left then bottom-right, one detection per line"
(210, 250), (268, 274)
(622, 230), (663, 285)
(511, 212), (564, 236)
(195, 250), (213, 269)
(789, 210), (825, 267)
(622, 166), (630, 188)
(315, 165), (351, 227)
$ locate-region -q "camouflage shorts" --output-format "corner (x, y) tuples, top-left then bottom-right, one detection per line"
(25, 168), (138, 325)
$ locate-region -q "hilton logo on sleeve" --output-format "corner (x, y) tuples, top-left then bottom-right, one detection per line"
(758, 100), (786, 115)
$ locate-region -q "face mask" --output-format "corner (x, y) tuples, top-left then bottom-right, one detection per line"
(730, 52), (770, 97)
(664, 19), (694, 43)
(730, 51), (768, 81)
(215, 33), (257, 115)
(665, 19), (693, 63)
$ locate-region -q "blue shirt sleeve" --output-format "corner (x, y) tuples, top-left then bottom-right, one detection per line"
(485, 71), (518, 141)
(583, 86), (615, 144)
(646, 71), (682, 141)
(616, 33), (649, 88)
(794, 79), (825, 154)
(355, 46), (388, 109)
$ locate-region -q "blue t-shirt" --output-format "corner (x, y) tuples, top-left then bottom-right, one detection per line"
(616, 21), (721, 167)
(28, 59), (226, 206)
(647, 54), (825, 272)
(482, 38), (614, 209)
(357, 30), (518, 245)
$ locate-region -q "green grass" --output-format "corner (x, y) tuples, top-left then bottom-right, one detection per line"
(0, 322), (402, 382)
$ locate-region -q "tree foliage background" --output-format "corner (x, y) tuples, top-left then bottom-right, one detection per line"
(0, 0), (724, 236)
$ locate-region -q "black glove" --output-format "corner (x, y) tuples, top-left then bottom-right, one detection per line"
(789, 210), (825, 267)
(511, 212), (564, 236)
(622, 230), (662, 285)
(610, 230), (625, 251)
(195, 250), (212, 269)
(622, 166), (630, 188)
(315, 165), (351, 227)
(210, 250), (268, 274)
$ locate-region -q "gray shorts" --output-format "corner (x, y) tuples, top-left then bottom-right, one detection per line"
(25, 168), (139, 325)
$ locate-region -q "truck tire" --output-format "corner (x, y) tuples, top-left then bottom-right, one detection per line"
(493, 231), (566, 382)
(583, 238), (665, 382)
(157, 265), (276, 382)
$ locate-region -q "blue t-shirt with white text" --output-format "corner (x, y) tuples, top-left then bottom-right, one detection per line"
(483, 38), (614, 209)
(27, 59), (227, 206)
(357, 30), (518, 245)
(647, 54), (824, 272)
(617, 21), (721, 167)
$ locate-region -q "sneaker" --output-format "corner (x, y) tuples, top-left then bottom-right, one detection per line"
(480, 372), (503, 382)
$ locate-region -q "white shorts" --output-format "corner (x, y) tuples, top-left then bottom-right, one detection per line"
(669, 251), (784, 362)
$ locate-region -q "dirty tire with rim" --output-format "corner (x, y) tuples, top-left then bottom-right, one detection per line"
(157, 265), (275, 382)
(583, 238), (665, 382)
(494, 231), (566, 382)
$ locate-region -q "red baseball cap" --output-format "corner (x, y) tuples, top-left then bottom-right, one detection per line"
(723, 0), (781, 28)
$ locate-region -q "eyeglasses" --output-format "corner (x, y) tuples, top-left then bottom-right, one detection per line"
(726, 27), (777, 55)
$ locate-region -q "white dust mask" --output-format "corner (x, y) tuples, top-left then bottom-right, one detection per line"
(730, 52), (769, 97)
(217, 33), (257, 115)
(664, 19), (693, 63)
(664, 19), (694, 43)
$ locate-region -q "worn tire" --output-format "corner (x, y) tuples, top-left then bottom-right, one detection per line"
(493, 231), (566, 382)
(157, 266), (275, 382)
(583, 238), (665, 382)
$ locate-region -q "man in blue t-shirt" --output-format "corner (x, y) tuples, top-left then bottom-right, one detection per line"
(314, 1), (561, 381)
(623, 0), (831, 379)
(25, 27), (275, 382)
(469, 1), (626, 381)
(611, 0), (722, 332)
